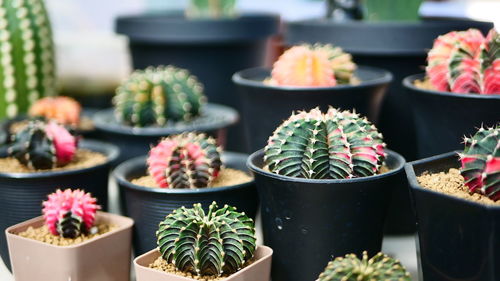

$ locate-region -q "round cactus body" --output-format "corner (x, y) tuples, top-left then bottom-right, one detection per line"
(186, 0), (237, 19)
(113, 65), (206, 127)
(147, 133), (222, 189)
(7, 120), (77, 169)
(317, 251), (411, 281)
(42, 189), (100, 238)
(29, 96), (82, 126)
(264, 107), (386, 179)
(156, 202), (256, 277)
(459, 125), (499, 201)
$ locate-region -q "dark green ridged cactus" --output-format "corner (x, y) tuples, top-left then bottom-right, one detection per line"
(264, 107), (386, 179)
(113, 65), (206, 127)
(156, 202), (256, 277)
(317, 251), (411, 281)
(0, 0), (56, 119)
(186, 0), (237, 19)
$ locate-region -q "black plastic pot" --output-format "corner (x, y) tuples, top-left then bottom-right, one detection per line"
(0, 139), (119, 270)
(404, 74), (500, 158)
(405, 152), (500, 281)
(113, 152), (259, 256)
(248, 149), (406, 281)
(233, 66), (392, 153)
(92, 103), (238, 164)
(115, 12), (280, 153)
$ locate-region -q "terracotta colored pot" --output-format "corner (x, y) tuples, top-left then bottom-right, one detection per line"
(6, 211), (134, 281)
(134, 246), (273, 281)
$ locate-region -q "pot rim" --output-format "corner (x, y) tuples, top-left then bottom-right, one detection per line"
(247, 148), (405, 184)
(113, 151), (255, 194)
(232, 66), (392, 91)
(0, 139), (119, 179)
(405, 151), (500, 209)
(403, 73), (500, 100)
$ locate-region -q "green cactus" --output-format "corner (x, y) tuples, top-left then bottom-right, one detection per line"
(0, 0), (56, 119)
(317, 251), (411, 281)
(264, 107), (386, 179)
(156, 202), (256, 277)
(113, 65), (206, 127)
(186, 0), (237, 19)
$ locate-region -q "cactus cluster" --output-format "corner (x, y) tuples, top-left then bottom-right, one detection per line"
(269, 44), (356, 87)
(459, 125), (499, 201)
(42, 189), (100, 238)
(29, 96), (82, 126)
(264, 107), (386, 179)
(186, 0), (237, 19)
(7, 120), (77, 169)
(0, 0), (56, 119)
(156, 202), (256, 277)
(317, 251), (411, 281)
(426, 28), (499, 94)
(147, 133), (222, 189)
(113, 65), (206, 127)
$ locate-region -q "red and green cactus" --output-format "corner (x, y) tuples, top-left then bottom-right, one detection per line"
(42, 189), (100, 238)
(459, 125), (499, 201)
(29, 96), (82, 126)
(147, 133), (222, 188)
(186, 0), (237, 19)
(156, 202), (256, 276)
(264, 107), (386, 179)
(426, 28), (499, 94)
(7, 120), (77, 169)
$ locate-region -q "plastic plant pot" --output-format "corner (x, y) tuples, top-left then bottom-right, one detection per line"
(405, 152), (500, 281)
(247, 149), (406, 281)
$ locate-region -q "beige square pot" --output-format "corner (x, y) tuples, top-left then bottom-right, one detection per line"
(134, 245), (273, 281)
(6, 211), (134, 281)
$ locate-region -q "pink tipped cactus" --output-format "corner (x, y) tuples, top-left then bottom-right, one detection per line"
(42, 189), (100, 238)
(426, 28), (499, 94)
(147, 133), (222, 189)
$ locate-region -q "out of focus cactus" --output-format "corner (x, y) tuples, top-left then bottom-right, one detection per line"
(186, 0), (237, 19)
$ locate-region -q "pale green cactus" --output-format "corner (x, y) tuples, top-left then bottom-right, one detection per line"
(186, 0), (237, 19)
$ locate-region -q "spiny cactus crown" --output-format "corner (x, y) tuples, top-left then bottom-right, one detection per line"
(147, 132), (222, 188)
(264, 107), (386, 179)
(459, 125), (499, 201)
(426, 28), (499, 94)
(7, 120), (77, 169)
(269, 43), (356, 87)
(42, 189), (100, 238)
(186, 0), (237, 19)
(29, 96), (82, 126)
(157, 202), (256, 277)
(113, 65), (206, 127)
(317, 251), (411, 281)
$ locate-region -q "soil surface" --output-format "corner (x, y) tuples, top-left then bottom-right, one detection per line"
(413, 77), (435, 90)
(17, 224), (116, 246)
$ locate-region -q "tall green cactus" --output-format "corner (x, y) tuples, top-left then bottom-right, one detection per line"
(0, 0), (56, 119)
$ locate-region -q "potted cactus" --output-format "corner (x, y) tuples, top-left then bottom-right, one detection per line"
(404, 28), (500, 158)
(134, 202), (273, 281)
(233, 43), (392, 153)
(6, 189), (133, 281)
(247, 107), (406, 281)
(405, 125), (499, 281)
(113, 132), (258, 256)
(93, 65), (238, 163)
(0, 119), (119, 269)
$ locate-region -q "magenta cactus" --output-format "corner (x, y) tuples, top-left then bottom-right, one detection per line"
(42, 189), (100, 238)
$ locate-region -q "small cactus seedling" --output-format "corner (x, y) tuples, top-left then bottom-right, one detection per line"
(7, 120), (77, 169)
(113, 65), (206, 127)
(147, 133), (222, 188)
(29, 96), (82, 126)
(459, 125), (499, 201)
(186, 0), (237, 19)
(156, 202), (256, 276)
(42, 189), (100, 238)
(269, 44), (356, 87)
(426, 28), (499, 94)
(317, 251), (411, 281)
(264, 107), (386, 179)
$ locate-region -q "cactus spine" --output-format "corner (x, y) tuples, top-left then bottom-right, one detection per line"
(156, 202), (256, 276)
(0, 0), (56, 119)
(186, 0), (237, 19)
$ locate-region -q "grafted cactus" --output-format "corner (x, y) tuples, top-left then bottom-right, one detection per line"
(459, 125), (499, 201)
(113, 65), (206, 127)
(186, 0), (237, 19)
(156, 202), (256, 276)
(29, 96), (82, 126)
(264, 107), (386, 179)
(317, 251), (411, 281)
(147, 133), (222, 188)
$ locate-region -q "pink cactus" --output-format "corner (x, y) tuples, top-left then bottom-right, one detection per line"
(45, 121), (78, 165)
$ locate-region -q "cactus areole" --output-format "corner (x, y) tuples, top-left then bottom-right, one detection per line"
(156, 202), (256, 277)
